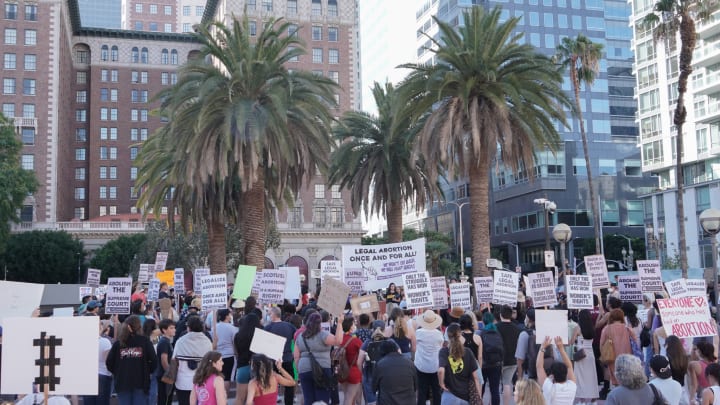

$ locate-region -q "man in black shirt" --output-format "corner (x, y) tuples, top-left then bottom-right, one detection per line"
(497, 305), (522, 405)
(372, 340), (417, 405)
(263, 307), (296, 405)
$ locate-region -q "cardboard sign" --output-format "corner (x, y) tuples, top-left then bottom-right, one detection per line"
(232, 265), (256, 299)
(430, 277), (449, 310)
(174, 268), (185, 295)
(193, 268), (210, 291)
(138, 264), (151, 283)
(402, 272), (434, 310)
(657, 296), (715, 338)
(86, 268), (101, 288)
(527, 271), (557, 307)
(154, 251), (169, 274)
(249, 327), (286, 361)
(0, 317), (99, 394)
(687, 279), (707, 296)
(473, 276), (493, 304)
(79, 286), (93, 301)
(350, 295), (380, 316)
(344, 268), (365, 295)
(148, 278), (161, 302)
(665, 279), (689, 298)
(201, 274), (228, 310)
(449, 282), (472, 312)
(584, 255), (610, 289)
(317, 277), (351, 317)
(492, 270), (519, 306)
(636, 260), (664, 293)
(258, 269), (287, 305)
(105, 277), (132, 314)
(565, 275), (593, 309)
(342, 238), (426, 290)
(535, 309), (569, 344)
(618, 275), (643, 303)
(320, 260), (343, 282)
(283, 266), (302, 300)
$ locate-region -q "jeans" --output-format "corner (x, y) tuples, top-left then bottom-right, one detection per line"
(281, 361), (295, 405)
(644, 346), (653, 377)
(147, 375), (157, 405)
(441, 391), (469, 405)
(82, 374), (113, 405)
(299, 368), (333, 405)
(117, 389), (148, 405)
(417, 369), (442, 405)
(361, 367), (377, 404)
(482, 366), (502, 405)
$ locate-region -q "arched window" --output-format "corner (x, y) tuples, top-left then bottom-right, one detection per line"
(111, 45), (118, 61)
(161, 49), (169, 64)
(131, 47), (139, 63)
(100, 45), (109, 61)
(141, 47), (149, 64)
(170, 49), (178, 65)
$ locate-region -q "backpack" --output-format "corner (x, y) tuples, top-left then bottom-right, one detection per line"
(480, 330), (505, 368)
(640, 325), (652, 348)
(332, 336), (356, 381)
(366, 340), (384, 365)
(525, 329), (553, 379)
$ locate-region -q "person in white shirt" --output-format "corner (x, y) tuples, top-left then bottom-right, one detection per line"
(536, 336), (577, 405)
(413, 310), (444, 405)
(649, 355), (682, 405)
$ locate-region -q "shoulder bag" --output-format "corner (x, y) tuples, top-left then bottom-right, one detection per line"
(160, 358), (179, 384)
(301, 335), (335, 389)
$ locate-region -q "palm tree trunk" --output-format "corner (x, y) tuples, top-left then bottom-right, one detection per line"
(469, 159), (491, 277)
(207, 214), (227, 274)
(386, 199), (403, 243)
(242, 169), (267, 270)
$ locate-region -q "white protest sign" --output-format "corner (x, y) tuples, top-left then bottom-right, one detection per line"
(535, 309), (569, 344)
(138, 264), (151, 283)
(0, 317), (99, 395)
(584, 255), (610, 289)
(618, 275), (643, 303)
(430, 277), (448, 310)
(473, 276), (493, 304)
(687, 279), (707, 296)
(636, 260), (664, 293)
(174, 268), (185, 295)
(544, 251), (555, 268)
(318, 277), (351, 317)
(527, 271), (557, 307)
(154, 251), (169, 274)
(251, 270), (263, 297)
(657, 296), (715, 338)
(565, 275), (593, 309)
(53, 307), (74, 317)
(321, 260), (343, 282)
(201, 274), (228, 310)
(0, 281), (45, 327)
(193, 268), (210, 291)
(86, 268), (101, 288)
(94, 286), (107, 298)
(449, 282), (472, 312)
(344, 268), (365, 295)
(492, 270), (519, 306)
(105, 277), (132, 314)
(258, 269), (287, 305)
(249, 327), (286, 361)
(342, 238), (426, 290)
(79, 286), (93, 301)
(148, 278), (161, 302)
(523, 275), (532, 297)
(283, 266), (302, 300)
(665, 279), (689, 298)
(402, 272), (434, 310)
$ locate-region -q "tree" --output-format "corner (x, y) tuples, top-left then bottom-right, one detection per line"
(555, 35), (604, 254)
(89, 234), (147, 282)
(3, 231), (85, 284)
(400, 7), (570, 277)
(644, 0), (718, 277)
(0, 114), (38, 254)
(329, 82), (438, 243)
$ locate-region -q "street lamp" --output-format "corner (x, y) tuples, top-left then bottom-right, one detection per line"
(435, 200), (471, 269)
(700, 208), (720, 325)
(502, 241), (520, 268)
(552, 223), (572, 274)
(613, 234), (634, 270)
(534, 198), (557, 251)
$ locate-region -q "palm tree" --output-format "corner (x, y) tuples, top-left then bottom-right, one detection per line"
(555, 35), (604, 254)
(329, 82), (438, 243)
(400, 7), (570, 277)
(644, 0), (718, 277)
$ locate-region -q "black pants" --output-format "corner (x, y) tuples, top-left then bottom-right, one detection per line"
(175, 389), (190, 405)
(157, 378), (170, 405)
(482, 366), (502, 405)
(416, 368), (441, 405)
(280, 361), (295, 405)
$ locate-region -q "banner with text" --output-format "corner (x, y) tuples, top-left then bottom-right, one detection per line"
(105, 277), (132, 314)
(86, 268), (101, 288)
(687, 279), (707, 296)
(320, 260), (343, 282)
(251, 271), (263, 297)
(201, 274), (228, 310)
(431, 277), (449, 310)
(193, 268), (210, 291)
(565, 275), (593, 309)
(344, 268), (365, 295)
(527, 271), (557, 307)
(342, 238), (425, 290)
(665, 279), (689, 298)
(636, 260), (664, 293)
(493, 270), (519, 306)
(138, 264), (151, 283)
(148, 278), (160, 301)
(258, 269), (287, 305)
(174, 268), (185, 295)
(449, 282), (472, 312)
(402, 272), (434, 310)
(618, 275), (643, 303)
(657, 296), (715, 338)
(584, 255), (610, 289)
(154, 251), (168, 274)
(474, 276), (493, 304)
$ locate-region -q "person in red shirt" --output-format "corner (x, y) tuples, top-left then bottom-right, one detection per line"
(338, 316), (362, 405)
(131, 282), (147, 305)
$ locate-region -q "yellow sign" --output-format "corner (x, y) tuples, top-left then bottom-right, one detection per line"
(156, 270), (174, 286)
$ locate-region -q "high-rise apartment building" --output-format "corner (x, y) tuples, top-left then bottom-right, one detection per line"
(410, 0), (656, 272)
(630, 2), (720, 268)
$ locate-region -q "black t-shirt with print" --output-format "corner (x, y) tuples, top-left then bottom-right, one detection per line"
(439, 346), (478, 401)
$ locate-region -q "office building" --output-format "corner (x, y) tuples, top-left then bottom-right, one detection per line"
(78, 0), (122, 29)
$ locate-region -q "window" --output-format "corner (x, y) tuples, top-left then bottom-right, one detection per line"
(109, 206), (117, 215)
(149, 4), (157, 14)
(140, 128), (148, 140)
(109, 147), (117, 160)
(312, 26), (322, 40)
(75, 168), (85, 180)
(109, 166), (117, 179)
(249, 21), (257, 36)
(100, 147), (108, 160)
(196, 5), (204, 15)
(141, 71), (148, 83)
(642, 140), (663, 166)
(131, 71), (139, 83)
(261, 0), (272, 11)
(627, 200), (643, 226)
(314, 207), (327, 227)
(331, 185), (341, 199)
(99, 206), (106, 216)
(131, 90), (138, 103)
(599, 159), (616, 175)
(161, 49), (169, 64)
(4, 53), (16, 69)
(149, 22), (157, 32)
(287, 0), (297, 15)
(23, 54), (35, 70)
(22, 104), (34, 118)
(101, 69), (108, 82)
(697, 186), (711, 211)
(2, 103), (14, 117)
(25, 4), (37, 20)
(312, 48), (323, 63)
(331, 207), (343, 227)
(161, 72), (169, 85)
(183, 5), (190, 16)
(624, 159), (642, 176)
(141, 47), (148, 63)
(111, 70), (118, 82)
(130, 128), (138, 141)
(329, 71), (339, 84)
(20, 128), (33, 145)
(328, 27), (338, 41)
(183, 23), (191, 32)
(110, 89), (118, 102)
(328, 0), (338, 16)
(99, 166), (107, 179)
(74, 207), (84, 219)
(288, 24), (298, 37)
(573, 158), (587, 175)
(100, 88), (109, 101)
(74, 188), (85, 201)
(602, 200), (620, 226)
(140, 109), (148, 121)
(543, 13), (553, 27)
(170, 50), (178, 65)
(131, 167), (138, 180)
(5, 3), (17, 19)
(164, 5), (172, 15)
(170, 73), (177, 84)
(111, 46), (118, 61)
(99, 186), (107, 199)
(329, 49), (339, 64)
(312, 0), (322, 16)
(75, 148), (86, 161)
(131, 47), (139, 63)
(131, 109), (138, 121)
(4, 28), (16, 44)
(2, 78), (15, 94)
(135, 21), (142, 30)
(529, 12), (539, 26)
(21, 155), (33, 170)
(100, 108), (109, 121)
(76, 110), (86, 122)
(314, 184), (325, 199)
(75, 128), (87, 142)
(24, 29), (36, 45)
(130, 147), (138, 160)
(164, 23), (172, 32)
(135, 3), (143, 13)
(287, 46), (299, 62)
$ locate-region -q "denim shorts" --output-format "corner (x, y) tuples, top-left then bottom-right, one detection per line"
(235, 365), (251, 383)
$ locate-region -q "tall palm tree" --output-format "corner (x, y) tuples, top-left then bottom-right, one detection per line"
(644, 0), (718, 277)
(400, 7), (570, 277)
(329, 82), (438, 243)
(555, 35), (604, 254)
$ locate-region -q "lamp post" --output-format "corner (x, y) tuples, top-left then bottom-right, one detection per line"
(534, 198), (557, 251)
(502, 241), (520, 268)
(700, 208), (720, 325)
(552, 223), (572, 274)
(76, 251), (82, 284)
(613, 234), (634, 270)
(436, 200), (471, 269)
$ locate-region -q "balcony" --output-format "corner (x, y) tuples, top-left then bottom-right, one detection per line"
(695, 70), (720, 95)
(11, 221), (147, 233)
(697, 13), (720, 39)
(693, 41), (720, 68)
(696, 99), (720, 123)
(12, 117), (37, 129)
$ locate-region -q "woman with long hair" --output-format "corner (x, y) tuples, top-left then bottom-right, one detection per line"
(665, 335), (689, 388)
(143, 318), (160, 344)
(513, 379), (544, 405)
(600, 308), (636, 385)
(106, 315), (158, 405)
(234, 313), (263, 404)
(570, 309), (599, 403)
(293, 312), (344, 404)
(385, 307), (416, 357)
(438, 323), (482, 404)
(245, 354), (296, 405)
(700, 363), (720, 405)
(337, 317), (363, 405)
(385, 283), (401, 313)
(189, 351), (226, 405)
(688, 340), (716, 401)
(622, 302), (642, 346)
(142, 318), (160, 404)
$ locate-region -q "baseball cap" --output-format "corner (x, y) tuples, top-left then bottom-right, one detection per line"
(650, 355), (672, 379)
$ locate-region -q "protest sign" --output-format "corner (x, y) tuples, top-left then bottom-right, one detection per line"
(193, 268), (210, 291)
(78, 286), (93, 301)
(687, 279), (707, 297)
(449, 282), (472, 312)
(318, 277), (351, 317)
(154, 251), (169, 274)
(535, 309), (569, 344)
(342, 238), (425, 290)
(258, 269), (287, 305)
(636, 260), (664, 293)
(174, 268), (185, 295)
(283, 266), (302, 300)
(1, 317), (99, 395)
(565, 275), (593, 309)
(665, 279), (689, 298)
(138, 264), (151, 283)
(147, 278), (161, 302)
(232, 265), (256, 299)
(105, 277), (132, 314)
(492, 270), (519, 306)
(657, 296), (715, 338)
(344, 268), (365, 295)
(249, 328), (286, 361)
(350, 295), (380, 316)
(402, 272), (434, 310)
(94, 285), (107, 298)
(321, 260), (343, 282)
(430, 277), (449, 310)
(527, 271), (557, 307)
(618, 275), (643, 303)
(53, 307), (74, 317)
(584, 255), (610, 288)
(544, 251), (555, 268)
(0, 281), (45, 327)
(473, 277), (493, 304)
(251, 271), (263, 297)
(86, 268), (101, 288)
(523, 275), (532, 298)
(156, 270), (174, 286)
(201, 274), (228, 310)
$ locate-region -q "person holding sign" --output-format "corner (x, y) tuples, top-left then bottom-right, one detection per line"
(536, 336), (577, 405)
(385, 283), (402, 313)
(245, 354), (296, 405)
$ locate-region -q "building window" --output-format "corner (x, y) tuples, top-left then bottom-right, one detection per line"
(287, 46), (299, 62)
(109, 206), (117, 215)
(99, 206), (106, 216)
(130, 147), (138, 160)
(4, 53), (16, 69)
(75, 148), (86, 161)
(111, 70), (118, 82)
(328, 27), (338, 41)
(697, 186), (711, 211)
(572, 158), (586, 175)
(131, 167), (138, 180)
(109, 166), (117, 179)
(287, 0), (297, 15)
(312, 0), (321, 16)
(21, 79), (35, 95)
(312, 48), (323, 63)
(74, 188), (85, 201)
(76, 110), (86, 122)
(140, 109), (148, 121)
(109, 147), (117, 160)
(161, 49), (169, 64)
(196, 5), (204, 15)
(74, 207), (84, 219)
(100, 88), (109, 101)
(131, 47), (139, 63)
(328, 0), (338, 16)
(249, 21), (257, 36)
(149, 22), (157, 31)
(183, 5), (190, 15)
(2, 103), (14, 117)
(21, 127), (34, 145)
(140, 128), (148, 140)
(313, 207), (327, 227)
(135, 3), (143, 13)
(99, 186), (107, 199)
(75, 168), (85, 180)
(164, 23), (172, 32)
(24, 4), (37, 20)
(314, 184), (325, 199)
(77, 71), (87, 84)
(110, 89), (118, 102)
(24, 54), (36, 70)
(624, 159), (642, 176)
(76, 91), (86, 103)
(170, 50), (178, 65)
(101, 69), (108, 82)
(312, 26), (322, 40)
(100, 128), (108, 140)
(288, 207), (302, 227)
(22, 104), (34, 118)
(75, 128), (87, 142)
(149, 4), (157, 14)
(331, 185), (341, 199)
(599, 159), (616, 176)
(110, 46), (118, 61)
(131, 90), (138, 103)
(601, 200), (619, 226)
(331, 207), (343, 227)
(170, 73), (177, 84)
(131, 109), (139, 121)
(164, 5), (172, 15)
(141, 48), (148, 63)
(627, 200), (643, 226)
(100, 147), (108, 160)
(99, 166), (107, 179)
(247, 0), (256, 9)
(161, 72), (169, 85)
(24, 29), (36, 45)
(131, 128), (138, 141)
(261, 0), (272, 11)
(288, 24), (298, 37)
(4, 28), (16, 44)
(328, 49), (339, 64)
(2, 78), (15, 94)
(100, 108), (109, 121)
(183, 23), (191, 32)
(5, 3), (17, 19)
(21, 154), (33, 170)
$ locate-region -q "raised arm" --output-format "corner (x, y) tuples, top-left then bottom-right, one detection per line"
(536, 336), (551, 386)
(275, 360), (297, 387)
(555, 336), (575, 382)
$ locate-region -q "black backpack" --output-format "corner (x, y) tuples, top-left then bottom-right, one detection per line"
(364, 340), (384, 372)
(525, 329), (553, 379)
(480, 330), (505, 368)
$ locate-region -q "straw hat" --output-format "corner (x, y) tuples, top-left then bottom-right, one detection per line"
(449, 307), (465, 318)
(416, 310), (443, 330)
